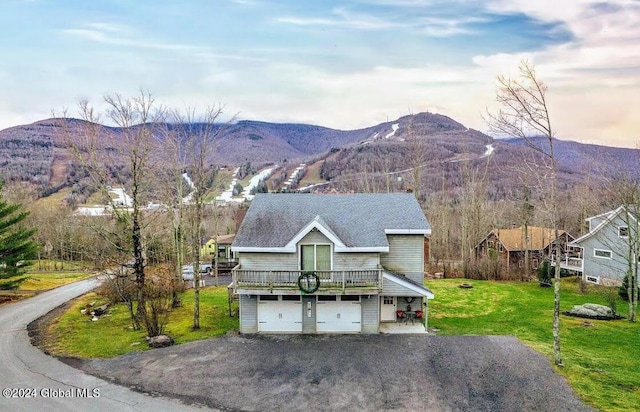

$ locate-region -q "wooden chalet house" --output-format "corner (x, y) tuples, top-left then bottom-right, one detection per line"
(230, 193), (434, 334)
(475, 226), (574, 273)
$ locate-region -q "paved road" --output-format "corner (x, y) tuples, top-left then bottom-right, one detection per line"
(0, 278), (208, 412)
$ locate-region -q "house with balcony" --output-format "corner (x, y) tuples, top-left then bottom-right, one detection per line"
(562, 205), (638, 285)
(475, 226), (574, 274)
(230, 193), (434, 334)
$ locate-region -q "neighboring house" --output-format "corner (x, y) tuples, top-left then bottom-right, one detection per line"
(563, 206), (638, 285)
(475, 226), (574, 273)
(200, 234), (238, 272)
(230, 193), (434, 334)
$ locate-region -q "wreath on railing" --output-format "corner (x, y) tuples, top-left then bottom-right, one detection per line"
(298, 271), (320, 294)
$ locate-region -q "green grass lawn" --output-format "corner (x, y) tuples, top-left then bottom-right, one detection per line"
(426, 278), (639, 412)
(18, 271), (95, 291)
(1, 268), (95, 302)
(45, 286), (238, 358)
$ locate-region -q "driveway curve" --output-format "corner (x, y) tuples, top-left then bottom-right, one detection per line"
(0, 278), (207, 412)
(2, 279), (593, 411)
(82, 333), (593, 412)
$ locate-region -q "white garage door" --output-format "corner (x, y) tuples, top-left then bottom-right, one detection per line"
(258, 295), (302, 333)
(316, 296), (361, 333)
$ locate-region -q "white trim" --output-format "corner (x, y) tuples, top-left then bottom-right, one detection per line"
(382, 272), (434, 299)
(585, 275), (600, 284)
(618, 225), (629, 238)
(232, 245), (389, 253)
(385, 229), (431, 236)
(299, 243), (333, 271)
(285, 218), (345, 252)
(335, 246), (389, 252)
(572, 205), (638, 246)
(593, 248), (612, 259)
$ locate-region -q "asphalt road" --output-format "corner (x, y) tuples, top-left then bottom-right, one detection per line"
(0, 277), (208, 412)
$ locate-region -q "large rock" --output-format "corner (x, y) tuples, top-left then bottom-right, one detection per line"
(568, 303), (614, 318)
(147, 335), (174, 348)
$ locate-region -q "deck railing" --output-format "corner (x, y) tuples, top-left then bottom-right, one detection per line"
(551, 254), (584, 272)
(233, 269), (383, 290)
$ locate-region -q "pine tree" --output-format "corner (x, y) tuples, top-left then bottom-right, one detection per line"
(0, 183), (38, 289)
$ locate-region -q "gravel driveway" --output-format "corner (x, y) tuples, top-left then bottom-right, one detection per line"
(77, 333), (593, 412)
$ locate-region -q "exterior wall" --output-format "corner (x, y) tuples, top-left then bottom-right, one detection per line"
(302, 295), (316, 333)
(382, 277), (419, 295)
(300, 230), (379, 270)
(299, 230), (331, 246)
(238, 252), (298, 271)
(361, 295), (379, 334)
(579, 214), (632, 283)
(380, 234), (425, 283)
(333, 253), (379, 271)
(239, 294), (258, 333)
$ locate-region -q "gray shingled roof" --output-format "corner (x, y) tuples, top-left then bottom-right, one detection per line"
(233, 193), (430, 249)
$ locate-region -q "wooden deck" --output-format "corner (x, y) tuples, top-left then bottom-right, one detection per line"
(232, 269), (383, 293)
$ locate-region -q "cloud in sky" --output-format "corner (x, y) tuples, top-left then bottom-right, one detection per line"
(0, 0), (638, 148)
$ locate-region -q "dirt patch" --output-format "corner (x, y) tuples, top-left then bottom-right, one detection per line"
(49, 150), (72, 186)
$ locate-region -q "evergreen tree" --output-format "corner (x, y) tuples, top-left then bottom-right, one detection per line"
(0, 183), (38, 289)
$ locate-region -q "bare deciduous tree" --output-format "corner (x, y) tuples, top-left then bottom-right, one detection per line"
(486, 60), (563, 366)
(169, 106), (227, 329)
(60, 91), (168, 337)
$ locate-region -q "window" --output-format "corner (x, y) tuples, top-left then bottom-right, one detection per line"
(259, 295), (278, 301)
(282, 295), (301, 301)
(594, 249), (612, 259)
(341, 295), (360, 302)
(619, 226), (629, 238)
(301, 244), (331, 271)
(383, 296), (394, 305)
(318, 295), (337, 302)
(586, 275), (600, 284)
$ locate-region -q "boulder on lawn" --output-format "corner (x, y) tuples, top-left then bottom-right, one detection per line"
(147, 335), (174, 348)
(567, 303), (614, 319)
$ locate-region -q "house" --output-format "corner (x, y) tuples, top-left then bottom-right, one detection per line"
(200, 234), (238, 272)
(230, 193), (434, 334)
(562, 206), (638, 285)
(475, 226), (574, 273)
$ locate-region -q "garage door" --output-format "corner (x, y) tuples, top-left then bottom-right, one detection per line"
(316, 296), (361, 333)
(258, 295), (303, 333)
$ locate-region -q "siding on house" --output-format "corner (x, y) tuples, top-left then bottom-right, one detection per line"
(580, 213), (632, 283)
(238, 252), (298, 271)
(382, 276), (423, 296)
(239, 295), (258, 333)
(380, 235), (424, 283)
(361, 295), (379, 334)
(302, 295), (316, 333)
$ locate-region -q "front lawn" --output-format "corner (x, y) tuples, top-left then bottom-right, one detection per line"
(426, 278), (639, 412)
(43, 286), (238, 358)
(1, 270), (95, 303)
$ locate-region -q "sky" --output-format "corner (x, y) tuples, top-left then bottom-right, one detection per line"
(1, 0), (638, 148)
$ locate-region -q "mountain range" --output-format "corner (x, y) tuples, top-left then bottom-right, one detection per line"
(0, 112), (638, 200)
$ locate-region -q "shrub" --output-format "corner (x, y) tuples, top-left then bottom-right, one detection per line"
(537, 259), (552, 286)
(619, 275), (638, 302)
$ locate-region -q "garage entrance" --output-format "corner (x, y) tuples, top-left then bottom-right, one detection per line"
(316, 295), (361, 333)
(258, 295), (303, 333)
